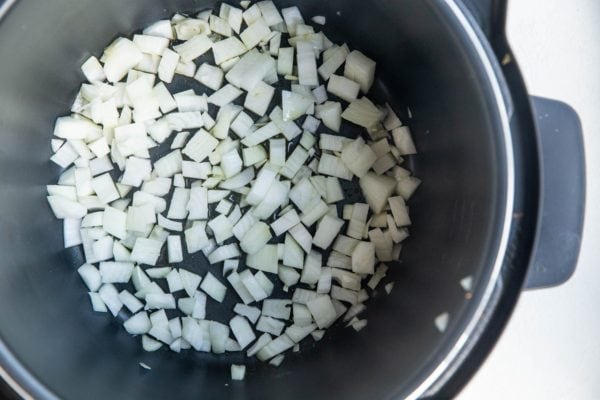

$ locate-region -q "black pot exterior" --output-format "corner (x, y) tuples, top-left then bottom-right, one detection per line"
(0, 0), (538, 399)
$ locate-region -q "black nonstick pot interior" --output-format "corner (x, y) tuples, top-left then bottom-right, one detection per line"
(0, 0), (512, 399)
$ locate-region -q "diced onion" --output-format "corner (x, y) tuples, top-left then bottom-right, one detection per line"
(47, 3), (422, 378)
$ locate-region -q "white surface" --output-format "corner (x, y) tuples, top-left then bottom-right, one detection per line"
(460, 0), (600, 399)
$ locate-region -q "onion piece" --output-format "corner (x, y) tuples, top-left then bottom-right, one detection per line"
(226, 49), (274, 91)
(182, 129), (218, 162)
(269, 354), (285, 367)
(173, 34), (213, 62)
(64, 218), (82, 247)
(89, 292), (108, 313)
(341, 97), (384, 128)
(209, 321), (230, 354)
(153, 82), (178, 113)
(331, 286), (359, 305)
(261, 299), (292, 320)
(194, 63), (224, 91)
(175, 60), (197, 77)
(239, 269), (269, 302)
(98, 283), (123, 316)
(242, 123), (281, 148)
(296, 39), (318, 86)
(283, 234), (304, 269)
(91, 173), (120, 204)
(320, 133), (350, 153)
(278, 266), (300, 287)
(231, 365), (246, 380)
(256, 334), (294, 361)
(292, 288), (318, 305)
(200, 272), (228, 302)
(78, 263), (102, 292)
(229, 315), (256, 349)
(207, 84), (243, 107)
(318, 153), (352, 181)
(288, 223), (312, 253)
(184, 221), (210, 254)
(182, 161), (210, 179)
(227, 272), (254, 304)
(396, 176), (421, 200)
(244, 81), (276, 117)
(300, 250), (322, 285)
(146, 293), (176, 309)
(142, 335), (162, 352)
(269, 31), (281, 56)
(124, 312), (152, 335)
(164, 269), (183, 293)
(240, 17), (271, 50)
(256, 315), (285, 336)
(103, 38), (144, 83)
(143, 19), (174, 39)
(47, 195), (87, 219)
(327, 74), (360, 103)
(223, 259), (239, 276)
(208, 243), (241, 264)
(341, 137), (377, 178)
(299, 199), (329, 227)
(246, 166), (278, 205)
(234, 303), (261, 324)
(174, 18), (210, 40)
(212, 104), (243, 140)
(220, 3), (243, 34)
(351, 241), (375, 274)
(277, 47), (294, 76)
(146, 267), (171, 279)
(285, 323), (317, 343)
(360, 173), (396, 214)
(280, 146), (308, 179)
(460, 276), (473, 292)
(257, 1), (284, 26)
(158, 48), (180, 83)
(81, 56), (106, 83)
(246, 244), (278, 274)
(269, 106), (302, 140)
(254, 271), (274, 296)
(99, 261), (134, 283)
(230, 112), (254, 138)
(281, 90), (312, 121)
(253, 179), (289, 220)
(220, 167), (255, 190)
(271, 209), (300, 236)
(173, 90), (208, 113)
(344, 50), (376, 93)
(292, 303), (311, 326)
(181, 317), (208, 351)
(435, 312), (450, 333)
(372, 153), (396, 175)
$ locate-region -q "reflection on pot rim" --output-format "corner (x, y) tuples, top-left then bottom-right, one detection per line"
(405, 0), (515, 398)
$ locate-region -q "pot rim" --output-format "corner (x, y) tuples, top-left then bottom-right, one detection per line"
(400, 0), (516, 398)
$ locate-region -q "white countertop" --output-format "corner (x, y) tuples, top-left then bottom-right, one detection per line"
(459, 0), (600, 398)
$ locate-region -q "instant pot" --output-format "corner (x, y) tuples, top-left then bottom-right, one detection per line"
(0, 0), (584, 398)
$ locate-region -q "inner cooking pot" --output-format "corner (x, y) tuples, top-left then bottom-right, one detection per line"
(0, 0), (521, 399)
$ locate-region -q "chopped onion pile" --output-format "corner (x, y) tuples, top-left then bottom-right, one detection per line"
(47, 1), (421, 380)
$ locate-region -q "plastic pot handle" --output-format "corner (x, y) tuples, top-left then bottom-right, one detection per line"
(522, 97), (585, 289)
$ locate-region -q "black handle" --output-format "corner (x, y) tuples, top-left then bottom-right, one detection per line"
(523, 97), (585, 289)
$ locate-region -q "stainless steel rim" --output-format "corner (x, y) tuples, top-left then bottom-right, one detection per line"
(405, 0), (516, 398)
